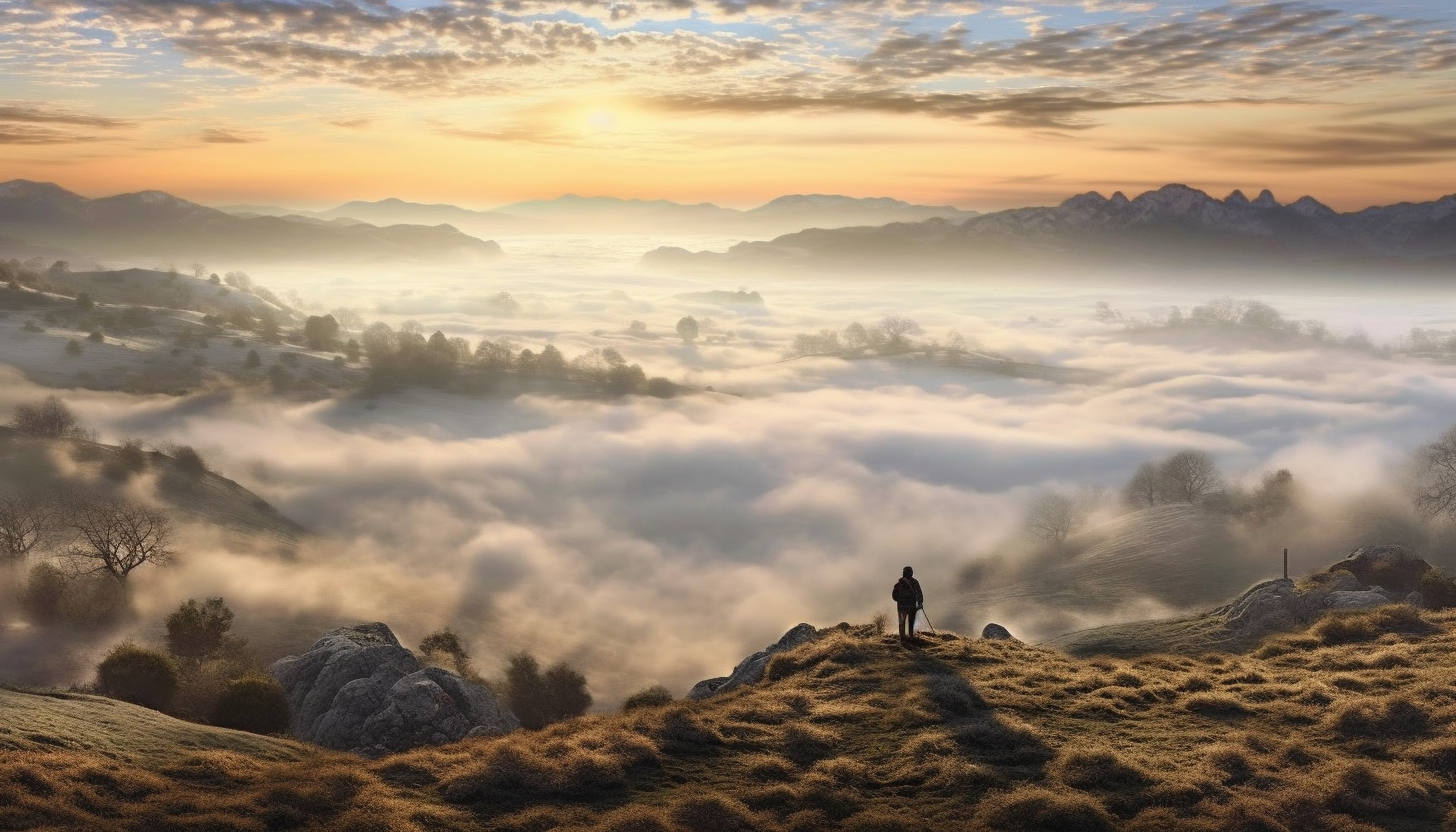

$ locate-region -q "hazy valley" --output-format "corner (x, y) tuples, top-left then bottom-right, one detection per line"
(7, 180), (1456, 831)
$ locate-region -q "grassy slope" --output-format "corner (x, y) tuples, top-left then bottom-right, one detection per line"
(6, 611), (1456, 831)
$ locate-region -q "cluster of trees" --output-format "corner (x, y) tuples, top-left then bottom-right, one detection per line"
(1093, 297), (1383, 351)
(417, 629), (593, 730)
(355, 321), (676, 397)
(786, 316), (926, 358)
(3, 398), (195, 631)
(94, 597), (289, 733)
(1023, 451), (1299, 545)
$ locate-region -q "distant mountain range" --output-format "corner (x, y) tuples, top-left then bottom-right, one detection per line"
(0, 181), (503, 265)
(225, 193), (981, 238)
(642, 184), (1456, 273)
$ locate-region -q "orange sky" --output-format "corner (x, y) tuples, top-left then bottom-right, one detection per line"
(3, 1), (1456, 211)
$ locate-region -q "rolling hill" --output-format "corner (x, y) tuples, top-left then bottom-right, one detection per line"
(7, 603), (1456, 831)
(0, 181), (504, 264)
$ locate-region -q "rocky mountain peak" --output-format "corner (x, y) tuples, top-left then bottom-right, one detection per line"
(1253, 189), (1280, 208)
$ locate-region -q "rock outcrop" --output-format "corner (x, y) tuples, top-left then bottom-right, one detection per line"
(1326, 543), (1432, 594)
(269, 622), (518, 757)
(981, 623), (1016, 641)
(1050, 543), (1435, 657)
(686, 623), (820, 700)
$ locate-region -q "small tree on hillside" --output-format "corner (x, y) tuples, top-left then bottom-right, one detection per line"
(1124, 462), (1162, 508)
(68, 495), (177, 580)
(165, 597), (238, 665)
(0, 488), (65, 561)
(1025, 491), (1081, 544)
(503, 651), (592, 729)
(1415, 424), (1456, 521)
(875, 315), (923, 351)
(13, 395), (84, 438)
(1158, 451), (1224, 504)
(302, 314), (341, 351)
(419, 628), (479, 680)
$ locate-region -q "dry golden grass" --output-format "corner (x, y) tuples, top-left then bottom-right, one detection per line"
(14, 607), (1456, 830)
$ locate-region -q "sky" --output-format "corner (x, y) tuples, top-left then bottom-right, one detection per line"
(3, 0), (1456, 210)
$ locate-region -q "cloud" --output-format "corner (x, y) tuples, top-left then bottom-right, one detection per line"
(852, 2), (1456, 91)
(199, 127), (264, 144)
(1204, 118), (1456, 169)
(2, 262), (1454, 708)
(647, 88), (1177, 129)
(0, 102), (133, 144)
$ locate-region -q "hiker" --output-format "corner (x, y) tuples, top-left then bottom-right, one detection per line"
(893, 566), (924, 643)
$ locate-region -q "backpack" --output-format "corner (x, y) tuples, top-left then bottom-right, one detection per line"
(892, 577), (913, 604)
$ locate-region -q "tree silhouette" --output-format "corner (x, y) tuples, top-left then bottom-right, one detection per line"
(1158, 451), (1223, 504)
(68, 496), (177, 580)
(676, 316), (699, 343)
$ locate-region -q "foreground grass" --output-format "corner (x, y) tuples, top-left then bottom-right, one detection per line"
(7, 610), (1456, 830)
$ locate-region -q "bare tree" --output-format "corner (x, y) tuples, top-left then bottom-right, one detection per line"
(1158, 450), (1224, 504)
(875, 315), (923, 351)
(1025, 491), (1081, 543)
(67, 496), (177, 580)
(0, 488), (65, 561)
(1415, 424), (1456, 520)
(13, 395), (84, 439)
(1123, 462), (1162, 508)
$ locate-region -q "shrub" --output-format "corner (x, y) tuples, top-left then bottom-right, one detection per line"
(502, 651), (592, 730)
(1418, 569), (1456, 610)
(64, 339), (82, 356)
(97, 642), (181, 711)
(622, 684), (673, 712)
(211, 675), (290, 734)
(170, 445), (208, 476)
(19, 562), (67, 625)
(418, 628), (478, 680)
(86, 331), (103, 343)
(243, 349), (261, 369)
(165, 598), (236, 664)
(13, 395), (83, 438)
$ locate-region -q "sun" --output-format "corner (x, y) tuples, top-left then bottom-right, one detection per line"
(586, 110), (617, 132)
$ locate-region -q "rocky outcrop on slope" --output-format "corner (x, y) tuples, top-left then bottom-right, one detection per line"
(1048, 544), (1433, 657)
(686, 623), (820, 700)
(269, 622), (518, 757)
(1325, 543), (1432, 594)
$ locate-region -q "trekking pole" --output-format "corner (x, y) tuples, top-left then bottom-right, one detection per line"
(918, 605), (938, 635)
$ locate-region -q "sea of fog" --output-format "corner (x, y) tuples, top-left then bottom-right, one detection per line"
(6, 235), (1456, 706)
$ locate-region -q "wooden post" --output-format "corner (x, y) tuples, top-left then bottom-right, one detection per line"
(1283, 548), (1288, 581)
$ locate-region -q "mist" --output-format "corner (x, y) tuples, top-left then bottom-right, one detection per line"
(6, 237), (1456, 708)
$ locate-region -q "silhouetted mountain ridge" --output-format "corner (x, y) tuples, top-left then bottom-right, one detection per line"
(643, 183), (1456, 272)
(0, 180), (504, 264)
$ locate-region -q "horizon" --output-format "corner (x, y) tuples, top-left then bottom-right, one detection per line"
(5, 176), (1446, 217)
(3, 1), (1455, 211)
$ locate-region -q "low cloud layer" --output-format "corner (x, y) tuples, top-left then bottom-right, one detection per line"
(5, 257), (1456, 707)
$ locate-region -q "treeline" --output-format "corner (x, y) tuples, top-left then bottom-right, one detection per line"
(349, 319), (679, 397)
(1093, 297), (1377, 350)
(1023, 449), (1297, 544)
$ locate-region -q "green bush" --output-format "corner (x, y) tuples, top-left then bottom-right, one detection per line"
(97, 642), (181, 711)
(622, 685), (673, 712)
(212, 674), (290, 734)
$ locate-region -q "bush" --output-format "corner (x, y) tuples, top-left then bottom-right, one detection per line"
(170, 445), (208, 476)
(64, 339), (82, 356)
(165, 598), (236, 664)
(97, 643), (181, 711)
(19, 562), (67, 625)
(503, 651), (593, 730)
(86, 331), (103, 343)
(211, 674), (290, 734)
(1419, 569), (1456, 610)
(622, 685), (673, 712)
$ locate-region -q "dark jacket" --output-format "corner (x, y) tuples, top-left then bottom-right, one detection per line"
(894, 576), (923, 608)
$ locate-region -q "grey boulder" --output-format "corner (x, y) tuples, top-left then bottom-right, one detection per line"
(269, 622), (518, 756)
(686, 623), (819, 700)
(981, 623), (1016, 641)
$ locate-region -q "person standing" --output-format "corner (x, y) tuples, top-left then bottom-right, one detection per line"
(893, 566), (924, 644)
